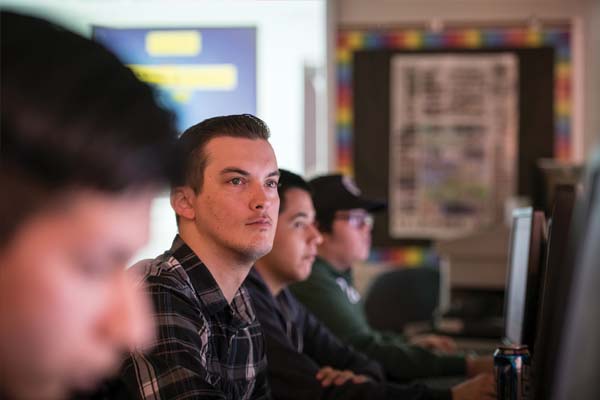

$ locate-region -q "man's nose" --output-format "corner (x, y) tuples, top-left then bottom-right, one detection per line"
(250, 183), (276, 211)
(309, 224), (323, 245)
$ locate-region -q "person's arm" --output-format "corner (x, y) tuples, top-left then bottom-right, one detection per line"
(250, 286), (386, 400)
(408, 334), (458, 353)
(315, 366), (371, 386)
(299, 301), (384, 382)
(297, 297), (455, 400)
(117, 283), (228, 400)
(291, 277), (466, 381)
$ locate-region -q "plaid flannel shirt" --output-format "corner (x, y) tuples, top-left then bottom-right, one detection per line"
(117, 235), (270, 400)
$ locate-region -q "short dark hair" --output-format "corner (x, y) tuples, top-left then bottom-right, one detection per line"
(0, 11), (179, 244)
(277, 169), (311, 214)
(314, 212), (335, 233)
(175, 114), (270, 192)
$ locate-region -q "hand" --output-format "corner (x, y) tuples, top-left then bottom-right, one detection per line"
(451, 373), (496, 400)
(409, 334), (457, 353)
(315, 366), (370, 387)
(465, 355), (494, 377)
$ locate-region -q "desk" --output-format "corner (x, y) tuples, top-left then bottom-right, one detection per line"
(454, 337), (499, 355)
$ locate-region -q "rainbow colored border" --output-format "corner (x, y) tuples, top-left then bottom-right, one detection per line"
(336, 27), (572, 266)
(369, 246), (440, 268)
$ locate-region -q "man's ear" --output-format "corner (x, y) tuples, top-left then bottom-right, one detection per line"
(170, 186), (196, 220)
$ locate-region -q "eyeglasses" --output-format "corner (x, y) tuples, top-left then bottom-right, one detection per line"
(334, 212), (374, 229)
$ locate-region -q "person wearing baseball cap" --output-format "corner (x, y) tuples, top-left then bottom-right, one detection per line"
(290, 173), (493, 383)
(247, 170), (494, 400)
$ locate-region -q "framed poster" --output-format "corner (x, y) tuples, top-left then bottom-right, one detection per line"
(389, 54), (518, 239)
(94, 27), (256, 132)
(336, 26), (568, 264)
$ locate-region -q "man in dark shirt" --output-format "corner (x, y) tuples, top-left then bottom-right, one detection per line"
(117, 115), (280, 399)
(247, 169), (495, 400)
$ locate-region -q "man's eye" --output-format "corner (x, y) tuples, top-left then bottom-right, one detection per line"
(266, 180), (279, 188)
(230, 177), (243, 185)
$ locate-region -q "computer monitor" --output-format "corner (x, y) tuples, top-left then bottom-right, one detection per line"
(536, 185), (576, 320)
(503, 207), (546, 348)
(551, 150), (600, 400)
(531, 185), (576, 400)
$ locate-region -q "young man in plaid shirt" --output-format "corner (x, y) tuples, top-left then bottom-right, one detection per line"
(116, 115), (280, 399)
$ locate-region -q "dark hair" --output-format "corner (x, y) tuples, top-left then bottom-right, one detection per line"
(314, 212), (334, 233)
(0, 11), (179, 244)
(175, 114), (270, 192)
(278, 169), (311, 214)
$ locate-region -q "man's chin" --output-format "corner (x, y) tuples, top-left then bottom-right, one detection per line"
(237, 242), (273, 264)
(253, 244), (274, 260)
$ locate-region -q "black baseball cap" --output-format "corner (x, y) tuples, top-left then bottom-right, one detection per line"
(309, 174), (386, 219)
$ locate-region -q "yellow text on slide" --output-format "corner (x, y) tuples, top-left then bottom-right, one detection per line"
(146, 30), (202, 57)
(129, 64), (238, 91)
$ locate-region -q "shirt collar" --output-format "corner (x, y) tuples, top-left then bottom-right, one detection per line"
(169, 235), (256, 326)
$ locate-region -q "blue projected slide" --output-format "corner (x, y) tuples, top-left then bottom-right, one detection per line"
(94, 27), (256, 132)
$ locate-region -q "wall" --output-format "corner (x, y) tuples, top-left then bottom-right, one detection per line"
(0, 0), (327, 259)
(3, 0), (597, 259)
(1, 0), (327, 172)
(583, 0), (600, 154)
(331, 0), (599, 292)
(333, 0), (600, 163)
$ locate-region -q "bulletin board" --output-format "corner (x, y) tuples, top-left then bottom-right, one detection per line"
(336, 25), (571, 265)
(386, 53), (519, 240)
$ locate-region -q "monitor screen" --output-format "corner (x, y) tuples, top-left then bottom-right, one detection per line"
(553, 211), (600, 399)
(551, 151), (600, 400)
(504, 208), (532, 344)
(504, 207), (545, 347)
(531, 185), (576, 400)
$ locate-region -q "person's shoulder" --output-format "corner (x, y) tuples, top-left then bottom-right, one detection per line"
(279, 287), (309, 319)
(293, 260), (338, 292)
(244, 268), (265, 291)
(310, 258), (338, 279)
(289, 274), (337, 306)
(130, 254), (198, 298)
(244, 270), (276, 313)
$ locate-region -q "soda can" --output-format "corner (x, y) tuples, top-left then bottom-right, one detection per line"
(494, 344), (531, 400)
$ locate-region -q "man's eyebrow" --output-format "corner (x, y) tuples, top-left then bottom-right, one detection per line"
(220, 167), (250, 176)
(219, 169), (280, 178)
(291, 212), (309, 219)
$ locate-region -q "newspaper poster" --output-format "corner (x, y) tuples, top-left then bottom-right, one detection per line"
(389, 54), (518, 239)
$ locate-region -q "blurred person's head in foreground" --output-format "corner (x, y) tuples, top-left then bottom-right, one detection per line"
(309, 174), (385, 271)
(0, 11), (179, 400)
